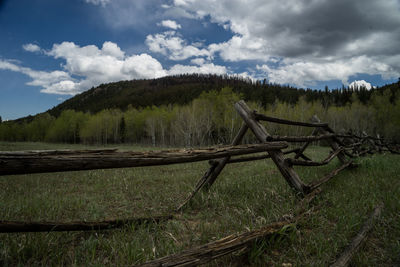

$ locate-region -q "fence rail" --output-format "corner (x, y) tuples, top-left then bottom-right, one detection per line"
(0, 100), (398, 266)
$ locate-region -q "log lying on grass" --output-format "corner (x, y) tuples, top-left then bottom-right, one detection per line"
(146, 194), (320, 267)
(139, 219), (293, 267)
(0, 215), (172, 233)
(0, 143), (288, 176)
(330, 203), (384, 267)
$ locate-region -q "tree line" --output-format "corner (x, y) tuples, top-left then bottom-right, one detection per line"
(41, 74), (394, 119)
(1, 84), (399, 146)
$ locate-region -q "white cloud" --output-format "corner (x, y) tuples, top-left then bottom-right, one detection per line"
(3, 41), (230, 95)
(122, 54), (167, 79)
(257, 56), (395, 87)
(173, 0), (192, 7)
(168, 63), (226, 75)
(208, 35), (268, 62)
(190, 57), (206, 65)
(1, 42), (171, 95)
(171, 0), (400, 86)
(146, 31), (210, 60)
(0, 59), (77, 95)
(349, 80), (374, 90)
(158, 20), (182, 30)
(22, 43), (41, 53)
(79, 0), (400, 87)
(85, 0), (110, 6)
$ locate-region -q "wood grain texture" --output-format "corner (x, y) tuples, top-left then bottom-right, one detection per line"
(0, 143), (287, 176)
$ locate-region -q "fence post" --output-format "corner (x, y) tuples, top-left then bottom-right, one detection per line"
(203, 123), (249, 188)
(177, 123), (249, 210)
(234, 100), (309, 195)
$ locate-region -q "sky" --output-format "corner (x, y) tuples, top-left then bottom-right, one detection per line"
(0, 0), (399, 120)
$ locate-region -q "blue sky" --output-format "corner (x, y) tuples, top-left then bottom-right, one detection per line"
(1, 0), (399, 120)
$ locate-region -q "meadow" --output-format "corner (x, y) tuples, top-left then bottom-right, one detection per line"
(0, 142), (399, 266)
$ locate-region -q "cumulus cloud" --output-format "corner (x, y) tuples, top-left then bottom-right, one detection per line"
(158, 20), (182, 30)
(208, 35), (268, 62)
(168, 63), (226, 75)
(146, 31), (210, 60)
(190, 57), (206, 65)
(349, 80), (374, 90)
(79, 0), (400, 86)
(22, 43), (42, 53)
(1, 41), (228, 95)
(1, 42), (171, 95)
(171, 0), (400, 86)
(0, 59), (77, 95)
(257, 55), (394, 87)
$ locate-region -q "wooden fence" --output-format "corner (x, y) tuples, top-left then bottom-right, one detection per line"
(0, 100), (398, 266)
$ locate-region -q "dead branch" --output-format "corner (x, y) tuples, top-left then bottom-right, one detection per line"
(330, 203), (384, 267)
(138, 219), (294, 266)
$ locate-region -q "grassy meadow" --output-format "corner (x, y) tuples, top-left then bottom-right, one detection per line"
(0, 142), (399, 266)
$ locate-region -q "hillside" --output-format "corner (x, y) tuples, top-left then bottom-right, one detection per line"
(47, 74), (301, 117)
(47, 74), (399, 118)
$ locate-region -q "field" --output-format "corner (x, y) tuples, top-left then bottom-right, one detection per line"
(0, 142), (399, 266)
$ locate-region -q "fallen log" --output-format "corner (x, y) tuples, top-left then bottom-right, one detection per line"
(138, 219), (294, 267)
(0, 215), (172, 233)
(144, 197), (320, 267)
(0, 143), (288, 176)
(330, 203), (384, 267)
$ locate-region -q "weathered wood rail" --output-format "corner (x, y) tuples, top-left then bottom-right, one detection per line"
(330, 203), (384, 267)
(0, 143), (287, 176)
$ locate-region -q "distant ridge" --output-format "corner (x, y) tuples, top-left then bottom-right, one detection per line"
(47, 74), (302, 117)
(14, 74), (399, 122)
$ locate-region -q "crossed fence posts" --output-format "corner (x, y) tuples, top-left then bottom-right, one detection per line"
(178, 100), (396, 210)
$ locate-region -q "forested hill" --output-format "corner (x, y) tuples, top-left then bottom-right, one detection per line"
(48, 74), (302, 117)
(47, 74), (397, 118)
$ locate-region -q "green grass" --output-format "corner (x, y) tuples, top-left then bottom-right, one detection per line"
(0, 142), (399, 266)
